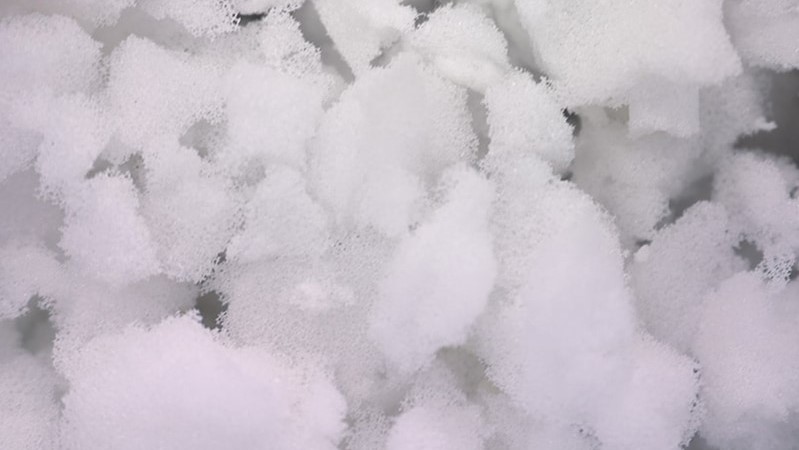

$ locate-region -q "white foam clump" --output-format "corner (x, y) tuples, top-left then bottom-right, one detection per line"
(309, 53), (476, 237)
(512, 0), (741, 136)
(714, 152), (799, 285)
(631, 202), (743, 353)
(14, 94), (110, 196)
(572, 109), (703, 244)
(226, 166), (329, 263)
(59, 174), (160, 286)
(0, 14), (101, 98)
(215, 9), (335, 172)
(483, 70), (575, 174)
(107, 36), (224, 152)
(405, 4), (511, 92)
(726, 0), (799, 70)
(59, 314), (346, 450)
(478, 154), (701, 449)
(221, 59), (329, 170)
(140, 142), (242, 283)
(370, 166), (496, 373)
(313, 0), (416, 75)
(0, 14), (105, 192)
(695, 274), (799, 450)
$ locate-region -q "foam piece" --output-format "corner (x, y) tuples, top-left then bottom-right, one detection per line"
(478, 155), (636, 420)
(513, 0), (741, 136)
(405, 4), (510, 92)
(139, 0), (238, 37)
(313, 0), (416, 74)
(592, 336), (701, 450)
(257, 8), (327, 75)
(221, 61), (329, 170)
(309, 54), (476, 237)
(714, 152), (799, 285)
(59, 315), (347, 450)
(59, 174), (160, 286)
(369, 167), (496, 373)
(726, 0), (799, 69)
(1, 20), (107, 194)
(140, 143), (242, 283)
(695, 274), (799, 450)
(108, 36), (224, 150)
(227, 167), (329, 263)
(631, 202), (743, 353)
(483, 71), (574, 173)
(572, 109), (703, 244)
(0, 14), (101, 99)
(9, 93), (110, 196)
(513, 0), (742, 92)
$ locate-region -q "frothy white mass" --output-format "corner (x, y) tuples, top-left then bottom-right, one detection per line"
(0, 1), (798, 449)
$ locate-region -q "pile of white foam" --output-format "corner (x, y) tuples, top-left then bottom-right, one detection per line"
(1, 0), (798, 448)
